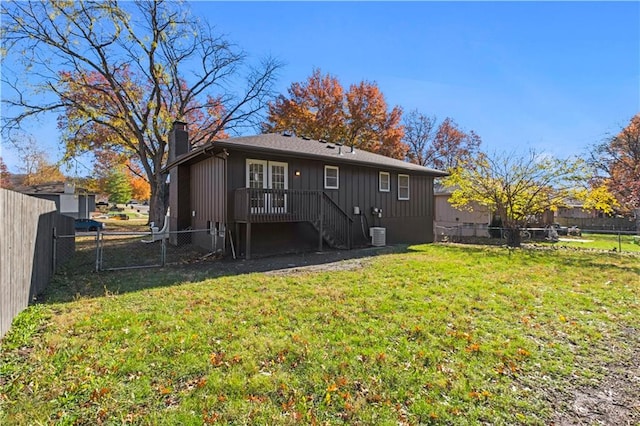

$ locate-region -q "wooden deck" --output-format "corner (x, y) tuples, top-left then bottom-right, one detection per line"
(233, 188), (353, 258)
(234, 189), (321, 223)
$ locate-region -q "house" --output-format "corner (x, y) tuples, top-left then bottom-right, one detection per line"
(434, 184), (492, 238)
(555, 199), (598, 220)
(14, 181), (96, 219)
(166, 122), (447, 259)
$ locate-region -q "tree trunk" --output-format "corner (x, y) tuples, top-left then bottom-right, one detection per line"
(506, 227), (521, 248)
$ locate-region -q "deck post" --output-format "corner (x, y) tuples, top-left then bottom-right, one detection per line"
(234, 222), (240, 256)
(245, 222), (251, 260)
(318, 193), (323, 252)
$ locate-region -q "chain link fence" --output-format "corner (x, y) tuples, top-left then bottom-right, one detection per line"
(435, 225), (639, 252)
(54, 232), (99, 275)
(434, 224), (490, 243)
(54, 229), (222, 273)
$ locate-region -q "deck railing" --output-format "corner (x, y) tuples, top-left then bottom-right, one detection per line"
(234, 188), (321, 223)
(234, 188), (352, 249)
(321, 192), (352, 249)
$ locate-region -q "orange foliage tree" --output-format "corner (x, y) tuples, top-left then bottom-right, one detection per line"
(264, 69), (407, 159)
(0, 157), (12, 189)
(590, 113), (640, 213)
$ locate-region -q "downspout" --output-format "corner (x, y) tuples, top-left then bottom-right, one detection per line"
(223, 152), (228, 253)
(213, 148), (229, 255)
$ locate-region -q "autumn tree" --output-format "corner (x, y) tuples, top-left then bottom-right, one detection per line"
(2, 0), (280, 227)
(578, 183), (619, 215)
(7, 135), (66, 186)
(264, 68), (407, 159)
(0, 157), (12, 189)
(88, 149), (150, 201)
(128, 174), (151, 202)
(444, 150), (586, 247)
(404, 110), (482, 171)
(589, 114), (640, 214)
(21, 157), (66, 186)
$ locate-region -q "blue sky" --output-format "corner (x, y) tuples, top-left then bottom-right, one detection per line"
(189, 1), (639, 156)
(2, 1), (639, 173)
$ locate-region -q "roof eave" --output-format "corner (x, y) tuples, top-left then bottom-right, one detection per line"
(213, 140), (448, 177)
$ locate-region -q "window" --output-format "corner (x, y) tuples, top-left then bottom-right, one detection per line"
(246, 159), (289, 213)
(398, 174), (410, 200)
(379, 171), (390, 192)
(324, 165), (339, 189)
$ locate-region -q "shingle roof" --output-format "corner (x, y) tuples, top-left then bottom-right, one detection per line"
(13, 182), (96, 196)
(171, 133), (448, 176)
(434, 183), (456, 195)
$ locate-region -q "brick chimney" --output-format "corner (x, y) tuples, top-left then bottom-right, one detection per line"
(168, 120), (189, 162)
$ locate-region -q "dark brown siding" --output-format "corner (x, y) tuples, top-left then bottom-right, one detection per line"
(169, 164), (191, 245)
(189, 156), (226, 250)
(225, 149), (436, 251)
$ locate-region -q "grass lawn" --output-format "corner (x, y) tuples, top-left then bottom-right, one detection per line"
(1, 244), (638, 424)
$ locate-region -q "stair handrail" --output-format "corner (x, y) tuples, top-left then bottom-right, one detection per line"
(321, 192), (353, 249)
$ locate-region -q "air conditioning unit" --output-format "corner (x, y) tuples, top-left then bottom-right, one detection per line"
(370, 227), (386, 247)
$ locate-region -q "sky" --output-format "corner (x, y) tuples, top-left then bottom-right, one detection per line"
(1, 1), (639, 174)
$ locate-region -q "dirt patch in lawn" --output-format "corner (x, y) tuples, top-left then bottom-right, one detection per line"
(264, 257), (371, 275)
(552, 328), (640, 425)
(184, 244), (408, 278)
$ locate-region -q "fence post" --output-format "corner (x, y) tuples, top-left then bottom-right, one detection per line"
(161, 237), (166, 267)
(95, 230), (101, 272)
(618, 232), (622, 253)
(52, 226), (57, 274)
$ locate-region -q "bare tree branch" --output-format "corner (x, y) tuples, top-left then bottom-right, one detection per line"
(1, 0), (281, 225)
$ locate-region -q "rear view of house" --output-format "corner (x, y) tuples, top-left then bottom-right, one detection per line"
(166, 122), (447, 259)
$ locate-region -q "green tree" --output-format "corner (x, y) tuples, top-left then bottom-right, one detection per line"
(105, 168), (132, 205)
(444, 150), (586, 247)
(2, 0), (280, 227)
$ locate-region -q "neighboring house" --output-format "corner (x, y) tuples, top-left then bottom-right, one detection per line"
(555, 199), (598, 220)
(553, 199), (637, 231)
(165, 122), (447, 259)
(434, 184), (492, 238)
(14, 182), (96, 219)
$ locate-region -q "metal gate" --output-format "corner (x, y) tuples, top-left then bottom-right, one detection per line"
(54, 229), (216, 273)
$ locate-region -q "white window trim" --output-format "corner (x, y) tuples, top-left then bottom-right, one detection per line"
(246, 159), (289, 190)
(398, 174), (410, 200)
(246, 159), (268, 189)
(324, 165), (339, 189)
(268, 161), (289, 190)
(379, 171), (390, 192)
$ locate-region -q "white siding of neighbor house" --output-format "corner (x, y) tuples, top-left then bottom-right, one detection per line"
(434, 193), (492, 237)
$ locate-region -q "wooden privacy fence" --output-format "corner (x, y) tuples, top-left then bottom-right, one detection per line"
(554, 216), (637, 232)
(0, 188), (74, 339)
